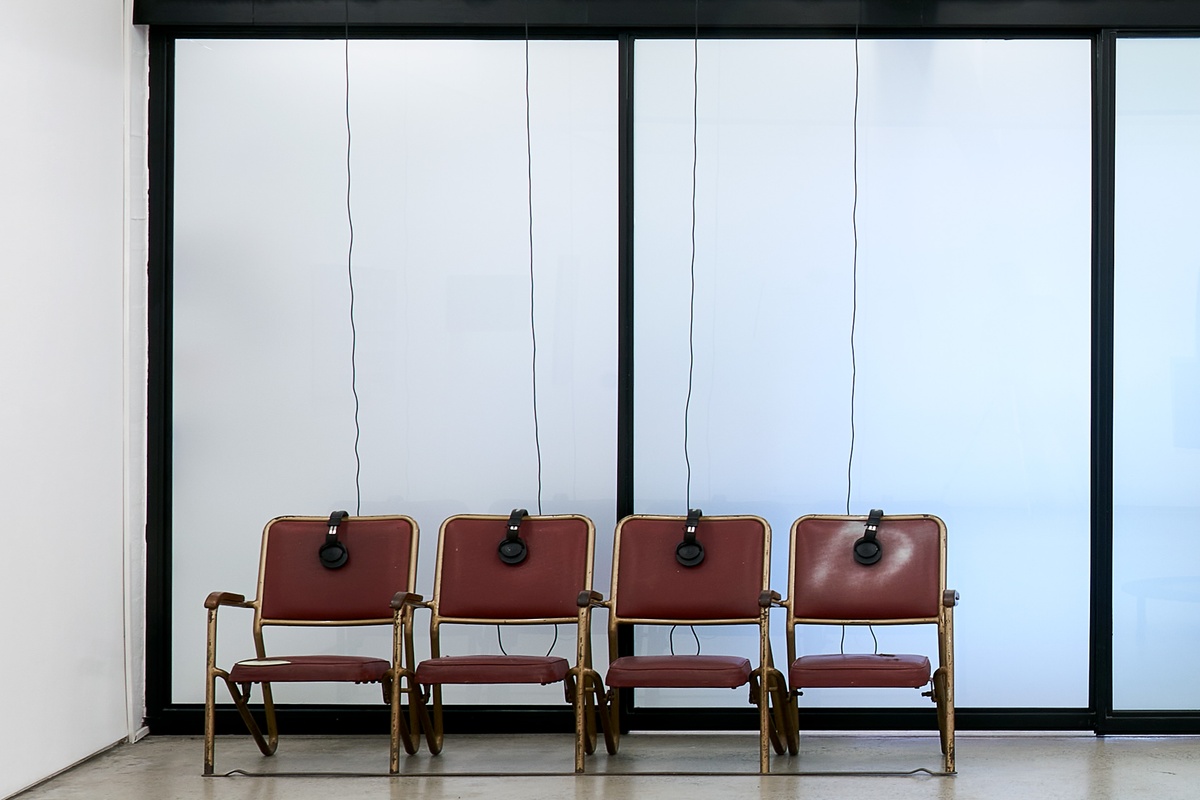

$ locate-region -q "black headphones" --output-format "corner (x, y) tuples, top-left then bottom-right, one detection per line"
(319, 510), (350, 569)
(498, 508), (529, 565)
(675, 508), (705, 567)
(852, 508), (884, 566)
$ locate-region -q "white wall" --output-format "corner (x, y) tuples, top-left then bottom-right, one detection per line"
(0, 1), (146, 796)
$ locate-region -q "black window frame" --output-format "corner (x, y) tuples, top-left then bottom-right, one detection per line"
(141, 0), (1200, 737)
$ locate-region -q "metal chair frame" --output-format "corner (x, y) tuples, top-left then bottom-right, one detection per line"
(400, 513), (608, 773)
(601, 513), (793, 773)
(203, 514), (421, 775)
(783, 512), (958, 773)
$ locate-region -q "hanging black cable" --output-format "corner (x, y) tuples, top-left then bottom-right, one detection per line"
(843, 6), (863, 657)
(525, 15), (543, 516)
(683, 0), (699, 510)
(498, 14), (550, 658)
(497, 614), (559, 657)
(499, 627), (559, 658)
(668, 623), (702, 656)
(845, 4), (861, 518)
(527, 26), (556, 656)
(844, 3), (879, 653)
(839, 619), (878, 655)
(681, 0), (702, 656)
(344, 0), (362, 516)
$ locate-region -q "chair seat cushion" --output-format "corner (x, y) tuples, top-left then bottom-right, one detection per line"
(605, 655), (752, 688)
(790, 653), (931, 688)
(228, 655), (391, 684)
(415, 655), (570, 685)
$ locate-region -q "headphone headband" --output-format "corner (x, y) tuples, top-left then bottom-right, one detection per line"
(675, 508), (705, 567)
(318, 510), (351, 569)
(498, 508), (530, 565)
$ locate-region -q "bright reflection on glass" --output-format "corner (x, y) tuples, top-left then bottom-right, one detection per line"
(633, 38), (1091, 708)
(171, 39), (618, 704)
(1113, 37), (1200, 712)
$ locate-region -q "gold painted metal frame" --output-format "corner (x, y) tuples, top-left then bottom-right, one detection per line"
(601, 514), (795, 773)
(783, 513), (958, 773)
(202, 514), (422, 776)
(400, 513), (609, 774)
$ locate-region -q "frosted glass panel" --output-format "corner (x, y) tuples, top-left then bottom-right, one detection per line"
(1113, 38), (1200, 711)
(171, 39), (617, 704)
(633, 39), (1091, 708)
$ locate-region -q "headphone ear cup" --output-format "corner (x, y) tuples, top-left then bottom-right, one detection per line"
(498, 537), (528, 565)
(675, 539), (705, 567)
(853, 536), (881, 566)
(853, 508), (885, 566)
(319, 540), (349, 569)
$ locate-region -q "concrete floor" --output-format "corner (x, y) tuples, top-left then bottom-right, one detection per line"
(14, 731), (1200, 800)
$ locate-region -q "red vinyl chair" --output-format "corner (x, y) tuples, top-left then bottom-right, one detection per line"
(784, 512), (959, 773)
(203, 513), (421, 775)
(600, 512), (793, 773)
(401, 512), (607, 773)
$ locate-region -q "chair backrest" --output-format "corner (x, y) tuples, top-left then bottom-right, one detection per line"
(610, 515), (770, 623)
(433, 514), (595, 622)
(789, 514), (945, 623)
(256, 515), (419, 624)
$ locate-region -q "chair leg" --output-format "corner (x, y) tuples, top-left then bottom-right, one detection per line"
(750, 668), (785, 757)
(259, 682), (280, 756)
(578, 676), (600, 758)
(221, 680), (277, 757)
(387, 671), (418, 775)
(934, 668), (955, 773)
(409, 688), (422, 754)
(401, 677), (420, 755)
(564, 673), (586, 773)
(789, 691), (802, 758)
(603, 688), (621, 755)
(204, 606), (222, 776)
(768, 668), (798, 756)
(588, 670), (613, 756)
(583, 691), (598, 757)
(203, 669), (218, 775)
(387, 675), (401, 775)
(758, 674), (770, 774)
(747, 668), (772, 772)
(408, 688), (437, 755)
(418, 684), (443, 755)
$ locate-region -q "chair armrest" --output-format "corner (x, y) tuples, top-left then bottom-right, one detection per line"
(577, 590), (606, 608)
(204, 591), (249, 610)
(943, 589), (960, 608)
(759, 590), (782, 608)
(390, 591), (426, 611)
